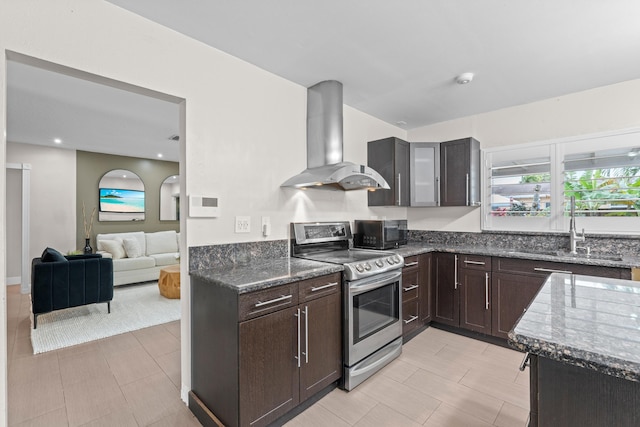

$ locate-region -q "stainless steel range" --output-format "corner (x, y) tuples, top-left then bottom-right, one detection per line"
(291, 221), (404, 390)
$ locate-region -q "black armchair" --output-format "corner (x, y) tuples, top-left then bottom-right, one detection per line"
(31, 248), (114, 329)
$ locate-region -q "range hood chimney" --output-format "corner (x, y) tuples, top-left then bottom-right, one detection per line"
(281, 80), (390, 191)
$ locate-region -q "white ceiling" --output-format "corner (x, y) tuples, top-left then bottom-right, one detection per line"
(7, 1), (640, 161)
(7, 60), (181, 162)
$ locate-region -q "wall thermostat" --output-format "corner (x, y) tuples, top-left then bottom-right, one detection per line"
(189, 195), (220, 217)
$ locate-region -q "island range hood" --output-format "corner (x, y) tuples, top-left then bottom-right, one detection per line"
(281, 80), (390, 191)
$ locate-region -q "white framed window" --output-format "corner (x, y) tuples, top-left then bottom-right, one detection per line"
(482, 128), (640, 235)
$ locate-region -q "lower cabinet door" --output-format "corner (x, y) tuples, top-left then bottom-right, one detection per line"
(239, 306), (299, 427)
(459, 268), (491, 334)
(433, 253), (459, 326)
(299, 292), (342, 402)
(491, 272), (546, 339)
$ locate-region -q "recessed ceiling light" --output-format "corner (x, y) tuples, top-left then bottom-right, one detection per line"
(456, 72), (474, 85)
(157, 153), (163, 158)
(53, 138), (62, 144)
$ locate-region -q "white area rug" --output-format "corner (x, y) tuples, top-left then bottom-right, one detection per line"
(31, 282), (180, 354)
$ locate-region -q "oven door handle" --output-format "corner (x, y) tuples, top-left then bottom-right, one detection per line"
(349, 271), (402, 296)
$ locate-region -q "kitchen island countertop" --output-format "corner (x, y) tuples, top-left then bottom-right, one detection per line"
(190, 257), (343, 294)
(508, 272), (640, 382)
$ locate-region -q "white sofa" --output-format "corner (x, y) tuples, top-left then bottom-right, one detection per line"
(96, 230), (180, 286)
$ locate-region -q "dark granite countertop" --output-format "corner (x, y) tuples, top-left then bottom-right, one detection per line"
(392, 244), (640, 269)
(508, 273), (640, 382)
(189, 257), (344, 294)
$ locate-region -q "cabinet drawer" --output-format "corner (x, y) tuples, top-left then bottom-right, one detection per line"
(401, 270), (419, 302)
(460, 254), (492, 271)
(402, 299), (420, 335)
(403, 255), (420, 271)
(494, 257), (623, 279)
(299, 273), (341, 303)
(239, 283), (299, 321)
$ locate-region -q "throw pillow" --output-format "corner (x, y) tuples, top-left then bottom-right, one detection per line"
(123, 237), (143, 258)
(41, 247), (67, 262)
(101, 239), (126, 260)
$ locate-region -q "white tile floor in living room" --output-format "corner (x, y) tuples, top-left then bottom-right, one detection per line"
(6, 284), (529, 426)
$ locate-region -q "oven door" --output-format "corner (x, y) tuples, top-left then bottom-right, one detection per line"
(346, 270), (402, 366)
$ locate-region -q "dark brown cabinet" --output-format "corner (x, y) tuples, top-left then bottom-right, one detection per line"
(491, 272), (546, 339)
(491, 257), (628, 339)
(433, 252), (459, 326)
(298, 288), (342, 402)
(439, 137), (480, 206)
(429, 253), (632, 340)
(191, 272), (342, 427)
(401, 256), (421, 337)
(367, 137), (410, 206)
(418, 253), (432, 324)
(239, 306), (299, 426)
(458, 255), (492, 334)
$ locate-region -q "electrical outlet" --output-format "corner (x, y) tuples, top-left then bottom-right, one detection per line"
(235, 216), (251, 233)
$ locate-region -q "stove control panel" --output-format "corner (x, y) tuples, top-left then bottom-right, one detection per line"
(348, 255), (404, 280)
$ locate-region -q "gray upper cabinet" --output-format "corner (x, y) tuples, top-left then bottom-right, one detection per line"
(440, 137), (480, 206)
(410, 142), (440, 206)
(367, 137), (410, 207)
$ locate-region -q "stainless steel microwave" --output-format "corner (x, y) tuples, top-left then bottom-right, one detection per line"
(353, 219), (408, 249)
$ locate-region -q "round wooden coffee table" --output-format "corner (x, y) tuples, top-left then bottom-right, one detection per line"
(158, 264), (181, 299)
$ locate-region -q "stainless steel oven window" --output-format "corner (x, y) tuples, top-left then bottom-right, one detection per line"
(346, 270), (402, 366)
(352, 282), (399, 344)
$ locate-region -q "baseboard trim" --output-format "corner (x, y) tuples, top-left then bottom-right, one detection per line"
(5, 276), (21, 286)
(189, 391), (225, 427)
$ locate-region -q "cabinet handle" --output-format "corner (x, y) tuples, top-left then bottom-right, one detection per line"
(466, 173), (470, 206)
(294, 308), (301, 368)
(464, 260), (485, 266)
(302, 306), (309, 364)
(519, 352), (531, 371)
(255, 294), (293, 308)
(403, 284), (419, 292)
(404, 261), (419, 267)
(454, 255), (459, 290)
(397, 173), (401, 206)
(534, 267), (572, 274)
(436, 176), (440, 206)
(403, 315), (419, 324)
(311, 282), (338, 292)
(485, 272), (489, 310)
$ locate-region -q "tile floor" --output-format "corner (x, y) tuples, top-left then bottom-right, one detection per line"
(285, 328), (530, 426)
(5, 285), (200, 427)
(7, 284), (529, 426)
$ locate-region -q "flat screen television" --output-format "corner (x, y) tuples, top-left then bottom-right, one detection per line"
(99, 188), (145, 213)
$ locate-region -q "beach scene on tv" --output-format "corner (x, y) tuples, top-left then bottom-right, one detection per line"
(99, 188), (145, 213)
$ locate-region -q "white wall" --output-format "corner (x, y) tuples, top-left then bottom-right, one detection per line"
(407, 78), (640, 232)
(6, 142), (77, 262)
(5, 169), (21, 284)
(0, 0), (407, 417)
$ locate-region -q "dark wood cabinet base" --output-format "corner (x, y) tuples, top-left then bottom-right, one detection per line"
(189, 391), (225, 427)
(531, 355), (640, 426)
(189, 384), (338, 427)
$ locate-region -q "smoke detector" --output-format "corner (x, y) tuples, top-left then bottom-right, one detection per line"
(456, 73), (474, 85)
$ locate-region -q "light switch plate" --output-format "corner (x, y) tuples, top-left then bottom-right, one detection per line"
(235, 216), (251, 233)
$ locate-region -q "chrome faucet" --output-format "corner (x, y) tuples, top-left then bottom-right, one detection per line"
(569, 196), (585, 255)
